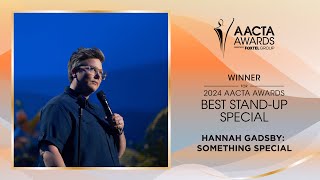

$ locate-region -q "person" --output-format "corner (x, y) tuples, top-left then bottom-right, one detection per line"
(38, 48), (126, 167)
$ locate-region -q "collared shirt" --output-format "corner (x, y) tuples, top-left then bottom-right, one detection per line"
(38, 87), (120, 167)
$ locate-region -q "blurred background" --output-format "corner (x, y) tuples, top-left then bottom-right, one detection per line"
(14, 12), (168, 167)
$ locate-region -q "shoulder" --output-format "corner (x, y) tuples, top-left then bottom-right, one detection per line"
(90, 102), (102, 110)
(89, 101), (105, 114)
(41, 93), (77, 112)
(39, 93), (75, 126)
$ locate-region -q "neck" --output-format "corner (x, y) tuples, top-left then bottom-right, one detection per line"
(69, 82), (90, 99)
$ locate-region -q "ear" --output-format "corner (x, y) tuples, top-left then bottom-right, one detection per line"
(71, 68), (77, 78)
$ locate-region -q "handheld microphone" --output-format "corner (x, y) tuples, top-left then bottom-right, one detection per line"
(96, 90), (122, 134)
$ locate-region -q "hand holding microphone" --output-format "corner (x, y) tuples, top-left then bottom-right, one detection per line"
(97, 91), (124, 135)
(111, 113), (124, 134)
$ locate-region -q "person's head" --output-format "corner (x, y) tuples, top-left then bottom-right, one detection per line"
(68, 48), (106, 96)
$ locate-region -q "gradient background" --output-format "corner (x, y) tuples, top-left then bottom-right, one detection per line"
(1, 0), (320, 179)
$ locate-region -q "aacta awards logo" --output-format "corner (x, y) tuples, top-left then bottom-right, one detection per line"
(214, 18), (275, 57)
(214, 18), (234, 57)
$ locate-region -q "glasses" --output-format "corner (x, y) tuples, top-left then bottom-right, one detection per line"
(76, 65), (107, 80)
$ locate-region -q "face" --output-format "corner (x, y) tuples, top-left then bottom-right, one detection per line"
(72, 58), (104, 95)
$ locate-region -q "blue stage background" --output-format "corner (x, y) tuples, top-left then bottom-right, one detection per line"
(14, 13), (168, 152)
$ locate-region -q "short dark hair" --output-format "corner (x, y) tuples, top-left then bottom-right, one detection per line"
(68, 47), (105, 82)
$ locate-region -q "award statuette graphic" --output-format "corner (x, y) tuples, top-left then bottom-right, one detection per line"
(214, 18), (234, 57)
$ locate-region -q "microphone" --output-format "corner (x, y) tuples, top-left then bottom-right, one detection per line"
(96, 90), (123, 135)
